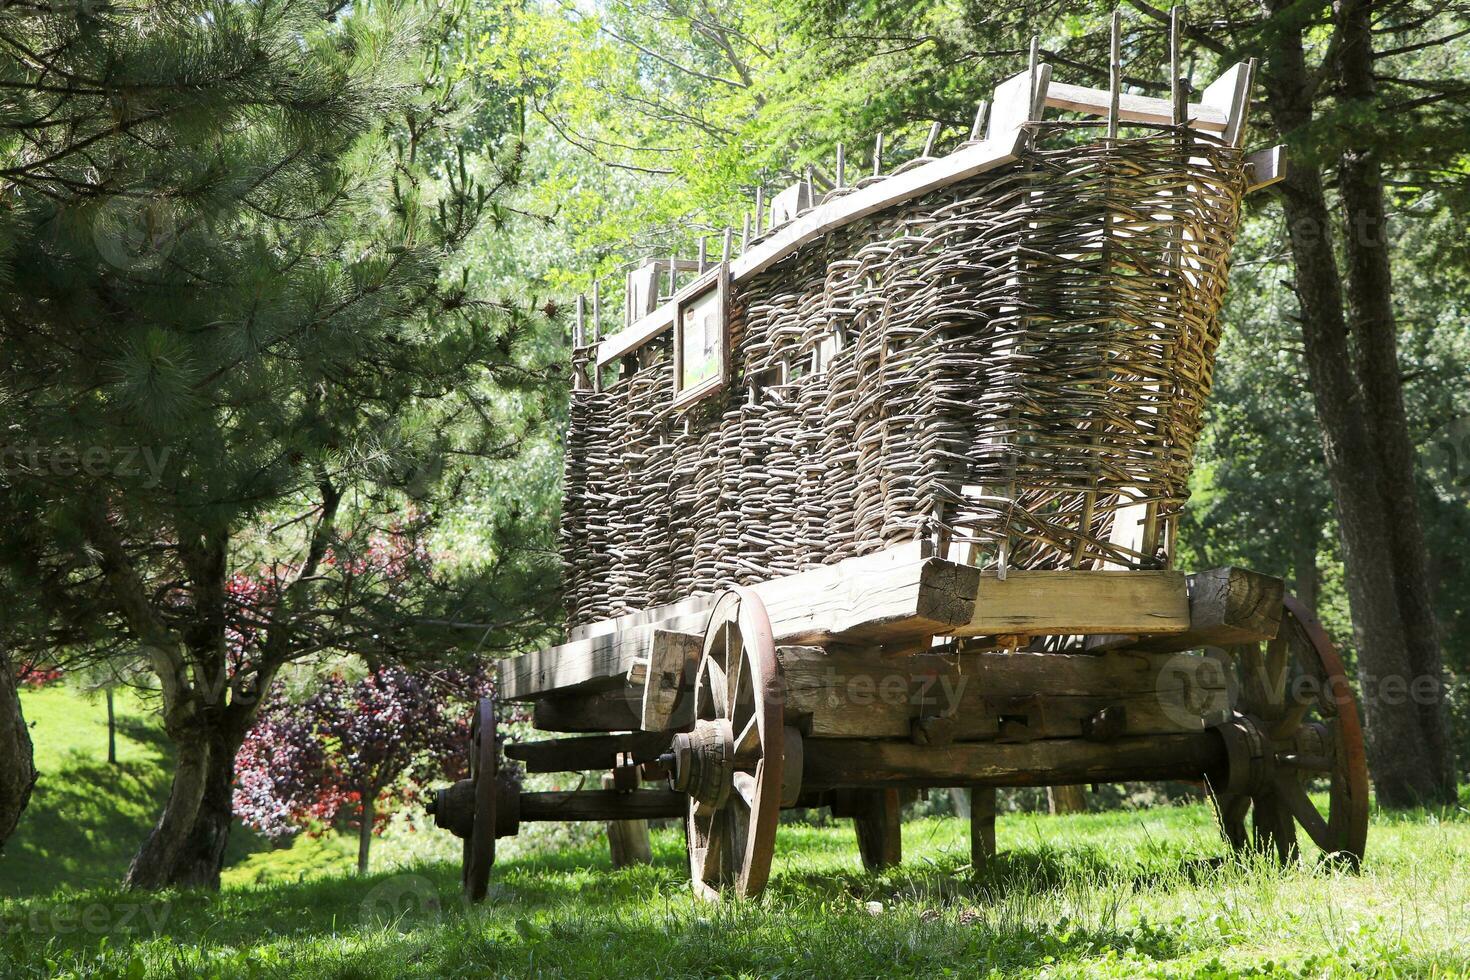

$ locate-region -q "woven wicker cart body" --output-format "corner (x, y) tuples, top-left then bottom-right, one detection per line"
(563, 122), (1248, 630)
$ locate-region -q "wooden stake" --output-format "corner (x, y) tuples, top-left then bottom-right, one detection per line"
(591, 280), (601, 344)
(872, 133), (883, 176)
(1108, 10), (1122, 139)
(1170, 6), (1186, 125)
(741, 212), (751, 250)
(721, 226), (733, 263)
(969, 101), (989, 141)
(923, 121), (941, 157)
(754, 186), (765, 236)
(698, 236), (707, 273)
(835, 142), (845, 188)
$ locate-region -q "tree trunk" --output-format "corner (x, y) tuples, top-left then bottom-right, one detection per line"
(358, 794), (374, 875)
(1291, 530), (1319, 616)
(1258, 0), (1445, 806)
(1047, 784), (1087, 814)
(106, 687), (117, 766)
(1, 645), (37, 850)
(124, 718), (243, 890)
(1333, 0), (1456, 803)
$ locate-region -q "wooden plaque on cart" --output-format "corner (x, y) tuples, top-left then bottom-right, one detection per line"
(672, 263), (729, 407)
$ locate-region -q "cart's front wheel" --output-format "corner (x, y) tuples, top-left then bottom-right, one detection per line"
(672, 587), (792, 900)
(1213, 596), (1369, 867)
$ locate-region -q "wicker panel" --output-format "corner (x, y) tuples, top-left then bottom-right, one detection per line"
(562, 123), (1246, 628)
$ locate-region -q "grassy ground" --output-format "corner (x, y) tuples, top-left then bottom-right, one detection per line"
(3, 802), (1469, 978)
(7, 685), (1470, 977)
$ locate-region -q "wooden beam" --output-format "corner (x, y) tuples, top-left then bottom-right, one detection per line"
(1044, 81), (1229, 132)
(502, 549), (1191, 702)
(953, 570), (1189, 637)
(801, 733), (1227, 790)
(778, 645), (1225, 740)
(844, 789), (903, 870)
(504, 732), (672, 773)
(531, 688), (645, 732)
(970, 786), (997, 868)
(750, 542), (977, 644)
(517, 789), (688, 823)
(1133, 567), (1284, 653)
(501, 543), (974, 700)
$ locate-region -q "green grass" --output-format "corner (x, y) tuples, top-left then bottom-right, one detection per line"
(3, 685), (276, 897)
(8, 686), (1470, 977)
(3, 803), (1470, 978)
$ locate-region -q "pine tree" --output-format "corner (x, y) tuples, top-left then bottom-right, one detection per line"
(0, 0), (559, 888)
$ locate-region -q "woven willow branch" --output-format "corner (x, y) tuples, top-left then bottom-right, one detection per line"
(563, 122), (1247, 628)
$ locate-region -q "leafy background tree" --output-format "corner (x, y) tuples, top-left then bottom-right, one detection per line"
(0, 0), (561, 888)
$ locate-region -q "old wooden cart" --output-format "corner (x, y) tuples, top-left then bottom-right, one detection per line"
(429, 28), (1368, 902)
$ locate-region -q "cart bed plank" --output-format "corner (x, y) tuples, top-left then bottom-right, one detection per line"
(498, 544), (1192, 701)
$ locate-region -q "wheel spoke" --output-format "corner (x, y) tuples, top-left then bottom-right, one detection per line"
(726, 628), (744, 713)
(1268, 699), (1313, 741)
(1235, 643), (1271, 716)
(1275, 774), (1331, 851)
(1264, 632), (1290, 709)
(1253, 792), (1299, 863)
(707, 659), (728, 718)
(733, 714), (761, 763)
(733, 770), (758, 810)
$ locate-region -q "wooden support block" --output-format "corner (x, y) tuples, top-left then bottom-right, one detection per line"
(970, 786), (997, 869)
(601, 773), (654, 868)
(1134, 567), (1284, 653)
(504, 732), (672, 773)
(639, 629), (702, 732)
(801, 732), (1228, 790)
(954, 570), (1189, 637)
(1245, 145), (1286, 192)
(777, 646), (1223, 740)
(846, 789), (903, 871)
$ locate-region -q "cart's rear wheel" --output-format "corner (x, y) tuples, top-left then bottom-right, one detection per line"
(672, 587), (785, 900)
(464, 697), (498, 902)
(1213, 596), (1369, 867)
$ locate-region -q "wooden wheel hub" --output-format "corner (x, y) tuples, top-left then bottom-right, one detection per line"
(671, 720), (735, 809)
(1212, 596), (1369, 866)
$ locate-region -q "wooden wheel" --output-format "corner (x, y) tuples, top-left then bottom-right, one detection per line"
(464, 697), (498, 902)
(671, 587), (785, 900)
(1212, 596), (1369, 867)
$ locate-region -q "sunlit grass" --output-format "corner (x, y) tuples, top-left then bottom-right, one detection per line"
(4, 799), (1469, 978)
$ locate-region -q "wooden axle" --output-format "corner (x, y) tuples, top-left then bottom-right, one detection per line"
(518, 789), (687, 822)
(799, 731), (1229, 791)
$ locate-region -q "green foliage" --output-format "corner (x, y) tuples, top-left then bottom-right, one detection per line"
(0, 0), (563, 688)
